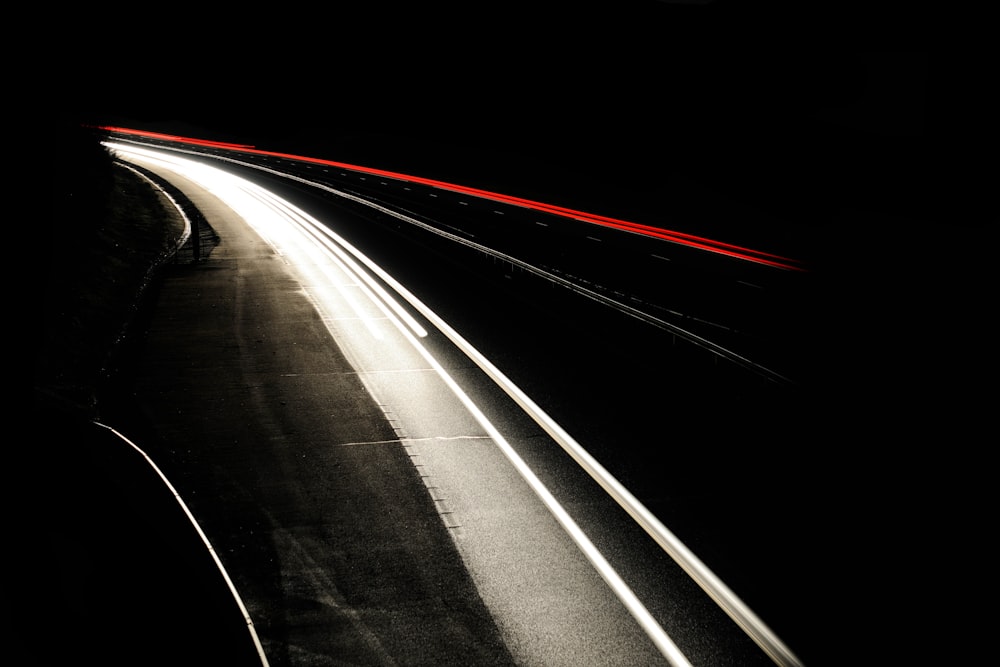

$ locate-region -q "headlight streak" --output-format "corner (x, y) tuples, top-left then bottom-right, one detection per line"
(111, 144), (393, 341)
(303, 183), (794, 385)
(238, 186), (702, 667)
(300, 219), (806, 667)
(109, 136), (795, 386)
(108, 141), (804, 667)
(244, 188), (430, 339)
(233, 183), (391, 340)
(121, 143), (430, 340)
(109, 143), (692, 666)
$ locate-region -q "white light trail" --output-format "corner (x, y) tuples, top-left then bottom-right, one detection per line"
(107, 141), (803, 667)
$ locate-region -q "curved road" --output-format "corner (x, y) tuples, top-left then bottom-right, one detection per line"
(108, 147), (749, 666)
(23, 121), (989, 667)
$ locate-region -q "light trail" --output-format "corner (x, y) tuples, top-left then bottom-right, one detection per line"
(97, 126), (807, 272)
(108, 142), (805, 667)
(109, 142), (693, 666)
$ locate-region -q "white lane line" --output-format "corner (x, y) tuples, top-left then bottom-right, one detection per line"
(331, 436), (492, 448)
(93, 422), (270, 667)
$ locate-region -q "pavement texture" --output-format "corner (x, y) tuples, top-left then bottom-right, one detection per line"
(19, 164), (516, 666)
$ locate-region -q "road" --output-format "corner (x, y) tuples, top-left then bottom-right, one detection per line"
(102, 141), (789, 666)
(87, 134), (818, 667)
(104, 127), (817, 388)
(34, 125), (975, 667)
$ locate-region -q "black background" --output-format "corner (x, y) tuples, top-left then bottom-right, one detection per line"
(41, 3), (993, 662)
(57, 1), (965, 235)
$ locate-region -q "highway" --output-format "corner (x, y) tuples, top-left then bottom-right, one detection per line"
(98, 127), (834, 666)
(105, 127), (815, 387)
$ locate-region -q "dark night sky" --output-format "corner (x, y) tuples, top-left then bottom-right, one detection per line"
(64, 3), (918, 148)
(50, 1), (991, 543)
(58, 1), (980, 259)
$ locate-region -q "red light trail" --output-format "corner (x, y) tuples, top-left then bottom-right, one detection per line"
(99, 126), (806, 272)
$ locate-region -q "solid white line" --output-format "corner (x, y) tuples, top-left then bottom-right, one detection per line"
(93, 422), (270, 667)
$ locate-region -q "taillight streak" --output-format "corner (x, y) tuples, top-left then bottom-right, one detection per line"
(98, 125), (807, 272)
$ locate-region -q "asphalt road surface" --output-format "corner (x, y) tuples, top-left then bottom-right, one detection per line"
(49, 149), (764, 667)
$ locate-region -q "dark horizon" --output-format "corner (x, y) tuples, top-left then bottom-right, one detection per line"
(57, 0), (982, 281)
(81, 46), (944, 275)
